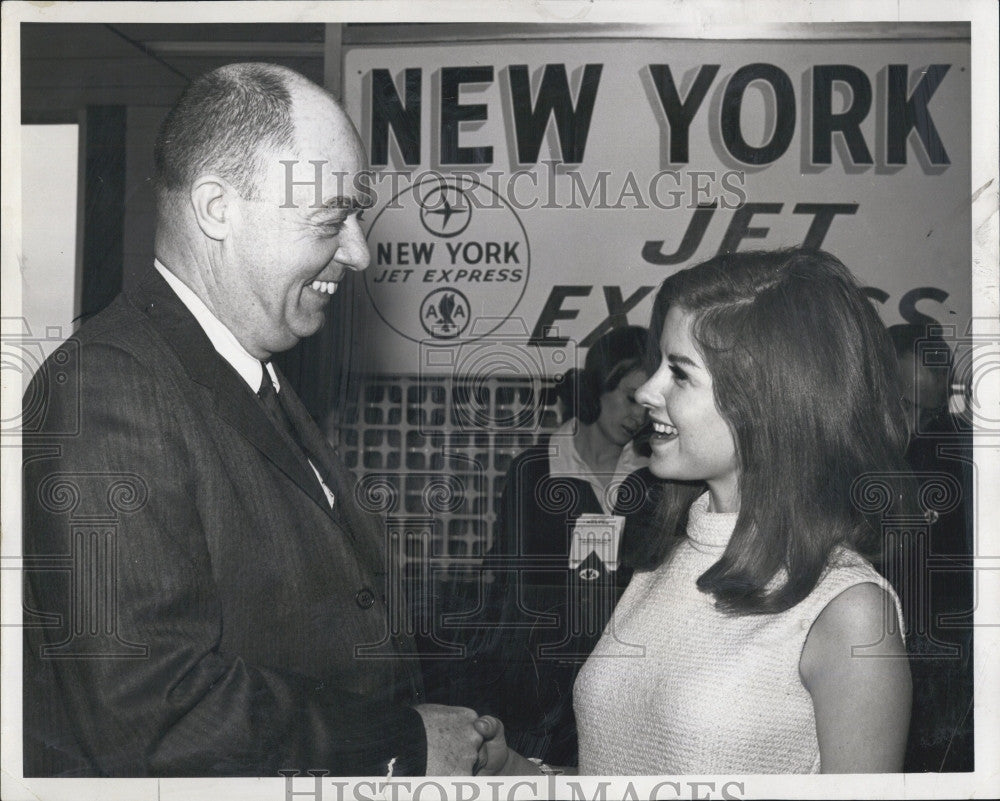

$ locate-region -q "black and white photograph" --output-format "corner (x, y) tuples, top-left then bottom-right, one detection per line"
(2, 2), (997, 799)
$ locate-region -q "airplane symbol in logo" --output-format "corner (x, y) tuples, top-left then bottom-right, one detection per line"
(419, 185), (472, 238)
(425, 196), (462, 229)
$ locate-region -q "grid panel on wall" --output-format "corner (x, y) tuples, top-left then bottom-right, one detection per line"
(334, 374), (563, 574)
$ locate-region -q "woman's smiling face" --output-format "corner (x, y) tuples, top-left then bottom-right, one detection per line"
(635, 305), (740, 513)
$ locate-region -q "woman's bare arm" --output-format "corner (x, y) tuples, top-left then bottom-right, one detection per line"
(800, 582), (911, 773)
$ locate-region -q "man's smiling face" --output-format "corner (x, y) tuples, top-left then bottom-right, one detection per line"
(221, 83), (371, 359)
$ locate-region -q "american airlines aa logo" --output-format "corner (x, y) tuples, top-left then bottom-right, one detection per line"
(420, 288), (471, 339)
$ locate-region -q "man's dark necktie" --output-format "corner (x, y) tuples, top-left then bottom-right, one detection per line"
(257, 362), (336, 507)
(257, 362), (300, 447)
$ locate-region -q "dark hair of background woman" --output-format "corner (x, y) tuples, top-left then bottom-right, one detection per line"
(636, 248), (912, 615)
(553, 325), (647, 424)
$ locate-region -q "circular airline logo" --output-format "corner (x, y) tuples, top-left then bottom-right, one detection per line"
(364, 176), (530, 344)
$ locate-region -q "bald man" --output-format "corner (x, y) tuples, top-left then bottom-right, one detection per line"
(23, 63), (484, 777)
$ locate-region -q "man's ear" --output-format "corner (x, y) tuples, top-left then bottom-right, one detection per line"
(190, 176), (234, 241)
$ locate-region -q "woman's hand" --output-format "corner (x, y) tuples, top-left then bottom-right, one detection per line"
(472, 716), (546, 776)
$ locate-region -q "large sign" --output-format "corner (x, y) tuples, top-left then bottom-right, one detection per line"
(345, 36), (970, 375)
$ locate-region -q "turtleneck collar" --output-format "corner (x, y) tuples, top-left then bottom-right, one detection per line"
(686, 492), (738, 552)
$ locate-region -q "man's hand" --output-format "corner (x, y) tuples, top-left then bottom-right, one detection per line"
(414, 704), (483, 775)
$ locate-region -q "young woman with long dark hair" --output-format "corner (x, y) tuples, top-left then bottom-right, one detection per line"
(569, 248), (913, 773)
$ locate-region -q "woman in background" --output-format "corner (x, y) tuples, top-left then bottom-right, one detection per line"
(570, 249), (913, 774)
(461, 325), (656, 768)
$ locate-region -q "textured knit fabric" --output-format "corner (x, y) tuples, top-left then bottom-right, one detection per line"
(574, 492), (904, 775)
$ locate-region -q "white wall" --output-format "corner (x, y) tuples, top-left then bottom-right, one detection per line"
(20, 124), (80, 368)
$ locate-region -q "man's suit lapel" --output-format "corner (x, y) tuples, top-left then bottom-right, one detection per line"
(274, 365), (388, 576)
(129, 269), (336, 519)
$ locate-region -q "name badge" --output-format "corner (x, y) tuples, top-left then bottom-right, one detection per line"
(569, 514), (624, 572)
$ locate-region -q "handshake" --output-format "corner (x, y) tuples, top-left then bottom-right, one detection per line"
(414, 704), (547, 776)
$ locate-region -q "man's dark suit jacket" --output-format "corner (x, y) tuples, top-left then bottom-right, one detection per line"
(22, 267), (426, 776)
